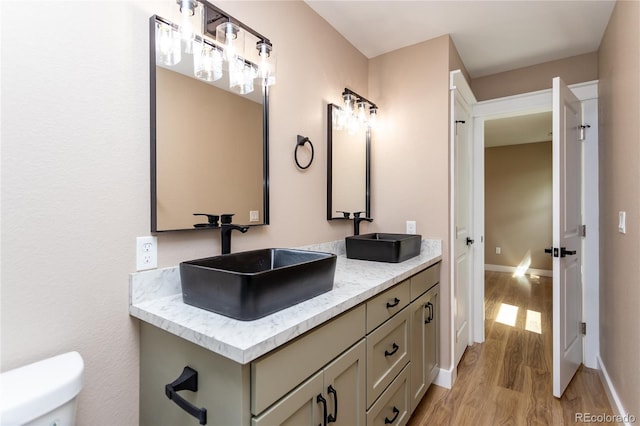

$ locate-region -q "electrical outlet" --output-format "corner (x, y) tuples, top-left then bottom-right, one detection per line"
(136, 236), (157, 271)
(496, 247), (501, 255)
(250, 210), (260, 222)
(406, 220), (417, 235)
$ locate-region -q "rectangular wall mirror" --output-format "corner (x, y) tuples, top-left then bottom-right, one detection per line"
(150, 15), (269, 232)
(327, 103), (371, 220)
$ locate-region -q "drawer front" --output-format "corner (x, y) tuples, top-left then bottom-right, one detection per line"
(409, 262), (440, 301)
(366, 279), (410, 333)
(252, 305), (366, 415)
(366, 308), (410, 407)
(366, 364), (410, 426)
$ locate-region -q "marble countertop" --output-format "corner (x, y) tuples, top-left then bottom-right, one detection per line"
(129, 239), (442, 364)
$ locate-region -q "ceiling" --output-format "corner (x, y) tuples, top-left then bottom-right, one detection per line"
(305, 0), (616, 78)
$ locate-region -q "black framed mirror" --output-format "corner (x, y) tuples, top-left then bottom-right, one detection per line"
(150, 15), (269, 232)
(327, 103), (371, 220)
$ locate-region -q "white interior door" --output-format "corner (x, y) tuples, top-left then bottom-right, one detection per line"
(552, 76), (583, 398)
(453, 89), (473, 367)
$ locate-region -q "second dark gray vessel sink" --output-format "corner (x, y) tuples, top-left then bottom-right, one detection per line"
(346, 233), (422, 263)
(180, 248), (337, 320)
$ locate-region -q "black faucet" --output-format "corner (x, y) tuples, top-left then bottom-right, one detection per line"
(352, 212), (373, 235)
(220, 214), (249, 254)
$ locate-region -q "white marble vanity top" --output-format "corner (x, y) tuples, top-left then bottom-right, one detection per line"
(129, 239), (442, 364)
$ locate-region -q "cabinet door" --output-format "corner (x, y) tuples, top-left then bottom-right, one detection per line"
(409, 291), (429, 412)
(425, 285), (440, 385)
(409, 284), (440, 412)
(324, 340), (366, 426)
(252, 372), (323, 426)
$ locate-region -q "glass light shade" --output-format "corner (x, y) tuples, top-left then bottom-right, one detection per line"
(333, 107), (347, 131)
(368, 106), (378, 128)
(216, 22), (244, 62)
(156, 22), (182, 66)
(178, 1), (198, 54)
(257, 42), (276, 87)
(357, 100), (367, 122)
(193, 41), (223, 82)
(230, 62), (256, 95)
(228, 57), (245, 89)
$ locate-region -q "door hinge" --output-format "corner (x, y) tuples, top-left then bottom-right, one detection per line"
(580, 322), (587, 335)
(579, 124), (591, 141)
(580, 224), (587, 237)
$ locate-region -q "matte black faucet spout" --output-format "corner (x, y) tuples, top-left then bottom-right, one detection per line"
(221, 223), (249, 254)
(353, 217), (373, 236)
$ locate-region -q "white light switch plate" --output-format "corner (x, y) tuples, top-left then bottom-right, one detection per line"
(619, 211), (626, 234)
(406, 221), (417, 234)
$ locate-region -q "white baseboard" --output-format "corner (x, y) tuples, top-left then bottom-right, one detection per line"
(485, 264), (553, 277)
(433, 365), (456, 389)
(597, 355), (637, 425)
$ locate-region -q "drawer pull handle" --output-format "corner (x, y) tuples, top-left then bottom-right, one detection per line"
(384, 406), (400, 424)
(428, 301), (434, 322)
(317, 394), (328, 426)
(165, 366), (207, 425)
(386, 297), (400, 309)
(384, 343), (399, 357)
(424, 302), (432, 324)
(327, 385), (338, 423)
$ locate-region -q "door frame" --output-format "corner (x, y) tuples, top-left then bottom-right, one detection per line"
(469, 81), (600, 369)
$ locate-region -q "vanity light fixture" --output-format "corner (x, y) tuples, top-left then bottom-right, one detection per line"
(335, 88), (379, 134)
(158, 0), (276, 94)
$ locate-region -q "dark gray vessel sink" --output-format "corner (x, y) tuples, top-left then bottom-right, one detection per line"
(179, 248), (337, 320)
(346, 233), (422, 263)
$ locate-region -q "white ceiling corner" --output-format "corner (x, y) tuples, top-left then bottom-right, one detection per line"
(304, 0), (616, 78)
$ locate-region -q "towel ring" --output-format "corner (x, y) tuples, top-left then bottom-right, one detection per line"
(295, 135), (314, 170)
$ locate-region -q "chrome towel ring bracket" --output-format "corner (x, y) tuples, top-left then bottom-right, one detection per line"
(295, 135), (314, 170)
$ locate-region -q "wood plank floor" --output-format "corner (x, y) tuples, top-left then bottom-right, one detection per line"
(408, 271), (613, 426)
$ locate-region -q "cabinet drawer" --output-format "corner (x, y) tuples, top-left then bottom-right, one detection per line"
(251, 304), (366, 415)
(366, 307), (410, 407)
(410, 262), (440, 301)
(366, 279), (410, 333)
(366, 364), (410, 426)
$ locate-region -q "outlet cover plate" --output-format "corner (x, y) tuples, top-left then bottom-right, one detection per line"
(136, 236), (158, 271)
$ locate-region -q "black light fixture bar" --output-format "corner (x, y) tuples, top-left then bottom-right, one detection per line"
(342, 88), (377, 109)
(201, 0), (271, 46)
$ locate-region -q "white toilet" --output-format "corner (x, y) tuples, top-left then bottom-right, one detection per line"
(0, 351), (84, 426)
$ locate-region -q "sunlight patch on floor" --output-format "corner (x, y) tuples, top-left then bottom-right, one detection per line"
(496, 303), (518, 327)
(525, 309), (542, 334)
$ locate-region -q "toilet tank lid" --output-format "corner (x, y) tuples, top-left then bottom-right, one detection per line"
(0, 351), (84, 425)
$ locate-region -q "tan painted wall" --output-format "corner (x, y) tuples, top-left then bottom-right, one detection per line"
(369, 35), (459, 371)
(597, 0), (640, 416)
(1, 1), (369, 424)
(471, 52), (598, 101)
(485, 142), (552, 271)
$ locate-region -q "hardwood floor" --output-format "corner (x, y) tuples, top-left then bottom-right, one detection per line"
(408, 271), (613, 425)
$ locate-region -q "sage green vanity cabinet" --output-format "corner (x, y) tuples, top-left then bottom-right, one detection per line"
(139, 262), (441, 426)
(253, 339), (366, 426)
